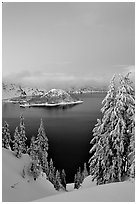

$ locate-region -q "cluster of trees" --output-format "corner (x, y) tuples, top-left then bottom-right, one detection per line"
(89, 73), (135, 185)
(74, 163), (89, 189)
(2, 117), (66, 191)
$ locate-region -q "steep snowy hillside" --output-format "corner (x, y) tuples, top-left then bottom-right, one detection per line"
(2, 148), (58, 202)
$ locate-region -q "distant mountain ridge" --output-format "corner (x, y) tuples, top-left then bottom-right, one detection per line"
(2, 82), (47, 100)
(2, 82), (83, 107)
(2, 82), (107, 102)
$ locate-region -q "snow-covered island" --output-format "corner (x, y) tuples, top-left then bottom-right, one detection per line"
(19, 89), (83, 108)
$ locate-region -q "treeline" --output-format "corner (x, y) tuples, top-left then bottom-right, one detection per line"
(2, 117), (67, 191)
(2, 116), (89, 190)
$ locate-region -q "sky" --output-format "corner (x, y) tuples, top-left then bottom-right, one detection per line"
(2, 2), (135, 89)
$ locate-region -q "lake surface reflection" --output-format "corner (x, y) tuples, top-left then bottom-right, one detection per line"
(2, 93), (105, 183)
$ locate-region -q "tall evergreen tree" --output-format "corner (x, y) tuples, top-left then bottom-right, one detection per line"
(89, 76), (116, 184)
(35, 119), (48, 172)
(2, 121), (11, 149)
(19, 115), (27, 153)
(89, 74), (135, 184)
(114, 73), (135, 179)
(13, 127), (23, 158)
(128, 127), (135, 178)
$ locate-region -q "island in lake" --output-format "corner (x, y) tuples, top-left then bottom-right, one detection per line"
(2, 85), (83, 108)
(20, 89), (83, 108)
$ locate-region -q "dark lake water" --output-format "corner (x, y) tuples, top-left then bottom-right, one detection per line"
(2, 93), (105, 183)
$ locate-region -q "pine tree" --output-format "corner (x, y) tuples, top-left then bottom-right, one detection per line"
(54, 170), (61, 190)
(35, 119), (48, 172)
(13, 127), (22, 158)
(60, 169), (66, 190)
(111, 73), (135, 180)
(89, 76), (119, 184)
(2, 121), (11, 149)
(29, 136), (38, 161)
(29, 157), (41, 181)
(128, 127), (135, 178)
(29, 136), (41, 180)
(115, 73), (135, 179)
(48, 158), (56, 184)
(82, 163), (89, 179)
(89, 74), (135, 185)
(74, 168), (82, 189)
(19, 115), (27, 153)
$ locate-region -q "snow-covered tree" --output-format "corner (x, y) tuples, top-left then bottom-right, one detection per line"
(28, 136), (41, 180)
(89, 76), (116, 184)
(13, 127), (23, 158)
(48, 158), (56, 184)
(89, 74), (135, 184)
(29, 136), (38, 161)
(60, 169), (66, 190)
(82, 163), (89, 179)
(111, 73), (135, 180)
(29, 158), (41, 181)
(54, 170), (61, 190)
(2, 121), (11, 149)
(74, 168), (82, 189)
(128, 127), (135, 178)
(19, 115), (27, 153)
(35, 119), (48, 172)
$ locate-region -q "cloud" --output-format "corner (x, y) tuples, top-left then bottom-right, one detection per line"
(3, 70), (106, 89)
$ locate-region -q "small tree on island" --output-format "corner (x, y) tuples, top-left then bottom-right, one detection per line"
(2, 121), (11, 149)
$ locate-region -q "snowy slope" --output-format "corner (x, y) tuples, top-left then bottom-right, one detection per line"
(2, 148), (58, 202)
(2, 148), (135, 202)
(36, 179), (135, 202)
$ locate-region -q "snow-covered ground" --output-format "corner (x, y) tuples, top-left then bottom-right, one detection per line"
(2, 148), (59, 202)
(2, 148), (135, 202)
(36, 180), (135, 202)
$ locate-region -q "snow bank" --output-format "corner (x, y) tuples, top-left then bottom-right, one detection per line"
(36, 179), (135, 202)
(2, 148), (58, 202)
